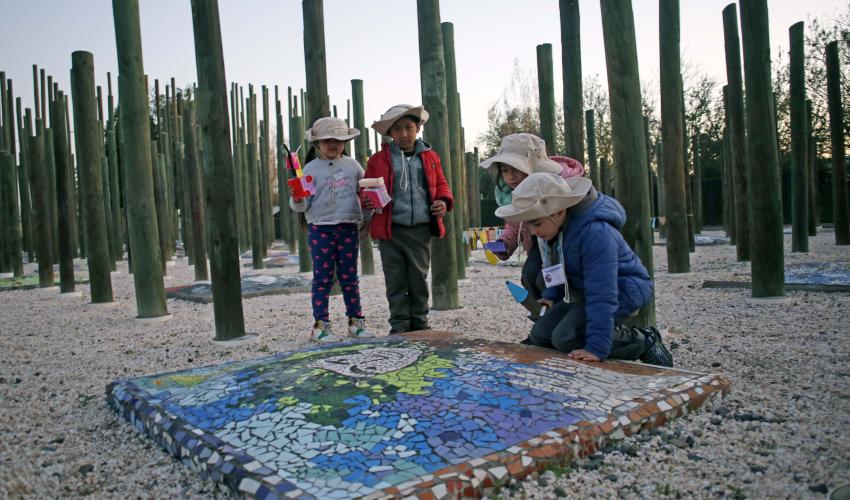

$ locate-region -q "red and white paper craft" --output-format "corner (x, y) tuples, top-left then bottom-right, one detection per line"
(359, 178), (392, 208)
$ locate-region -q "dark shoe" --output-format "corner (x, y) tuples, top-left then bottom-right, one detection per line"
(640, 327), (673, 367)
(519, 336), (533, 345)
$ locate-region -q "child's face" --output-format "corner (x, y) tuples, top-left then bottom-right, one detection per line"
(498, 163), (528, 189)
(527, 210), (566, 241)
(318, 139), (345, 160)
(388, 117), (420, 152)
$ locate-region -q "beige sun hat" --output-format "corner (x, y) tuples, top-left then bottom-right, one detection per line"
(306, 117), (360, 143)
(495, 172), (593, 222)
(371, 104), (430, 135)
(480, 133), (562, 176)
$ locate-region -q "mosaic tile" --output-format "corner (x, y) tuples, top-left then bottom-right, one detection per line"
(107, 332), (728, 499)
(703, 261), (850, 293)
(165, 274), (310, 303)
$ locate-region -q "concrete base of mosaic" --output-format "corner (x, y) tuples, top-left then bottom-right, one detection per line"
(744, 295), (792, 305)
(58, 291), (83, 298)
(165, 274), (311, 304)
(107, 331), (729, 499)
(703, 261), (850, 293)
(703, 281), (850, 293)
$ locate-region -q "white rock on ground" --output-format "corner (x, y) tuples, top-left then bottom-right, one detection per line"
(0, 229), (847, 498)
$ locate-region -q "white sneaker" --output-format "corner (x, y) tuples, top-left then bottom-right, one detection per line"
(310, 320), (340, 343)
(348, 317), (374, 338)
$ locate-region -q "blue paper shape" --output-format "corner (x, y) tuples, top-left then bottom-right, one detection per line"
(506, 281), (528, 303)
(485, 241), (507, 253)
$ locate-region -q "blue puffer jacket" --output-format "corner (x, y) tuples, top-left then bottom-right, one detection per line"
(540, 193), (653, 360)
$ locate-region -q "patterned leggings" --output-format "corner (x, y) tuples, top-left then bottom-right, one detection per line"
(308, 223), (362, 321)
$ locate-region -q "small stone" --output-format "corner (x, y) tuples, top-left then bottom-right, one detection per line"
(692, 429), (703, 437)
(685, 436), (695, 447)
(538, 477), (550, 487)
(606, 474), (619, 482)
(750, 465), (766, 474)
(669, 438), (688, 449)
(78, 464), (94, 475)
(554, 486), (568, 497)
(687, 453), (703, 462)
(809, 484), (829, 494)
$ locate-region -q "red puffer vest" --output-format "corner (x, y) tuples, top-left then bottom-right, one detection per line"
(363, 144), (454, 240)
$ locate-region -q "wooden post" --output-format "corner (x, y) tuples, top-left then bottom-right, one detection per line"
(190, 0), (247, 340)
(559, 0), (584, 162)
(246, 88), (264, 268)
(680, 79), (695, 252)
(112, 0), (169, 317)
(600, 156), (611, 195)
(600, 0), (655, 324)
(826, 41), (849, 245)
(260, 85), (273, 247)
(417, 0), (458, 310)
(106, 73), (123, 261)
(96, 86), (117, 269)
(28, 126), (54, 287)
(275, 86), (292, 247)
(722, 4), (750, 261)
(806, 99), (818, 236)
(739, 0), (785, 297)
(692, 133), (703, 232)
(50, 92), (76, 292)
(721, 86), (737, 242)
(71, 52), (114, 303)
(302, 0), (330, 125)
(536, 43), (557, 153)
(351, 79), (375, 275)
(585, 110), (599, 187)
(655, 142), (667, 239)
(659, 0), (689, 273)
(182, 99), (208, 281)
(789, 22), (809, 252)
(15, 98), (34, 261)
(290, 112), (312, 273)
(441, 22), (466, 280)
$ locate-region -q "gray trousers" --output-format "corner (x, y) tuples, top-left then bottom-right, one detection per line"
(529, 297), (647, 360)
(378, 224), (432, 333)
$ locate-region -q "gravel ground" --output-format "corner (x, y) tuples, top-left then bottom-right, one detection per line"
(0, 229), (847, 499)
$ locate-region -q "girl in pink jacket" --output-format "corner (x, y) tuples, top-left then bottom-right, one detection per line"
(480, 133), (584, 319)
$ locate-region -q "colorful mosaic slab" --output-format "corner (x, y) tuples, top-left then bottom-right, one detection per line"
(0, 274), (90, 291)
(165, 274), (310, 304)
(107, 332), (728, 499)
(242, 249), (291, 260)
(654, 235), (729, 246)
(703, 262), (850, 293)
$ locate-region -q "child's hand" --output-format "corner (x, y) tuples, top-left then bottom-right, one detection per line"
(567, 349), (601, 362)
(430, 200), (447, 217)
(361, 195), (375, 210)
(536, 298), (554, 309)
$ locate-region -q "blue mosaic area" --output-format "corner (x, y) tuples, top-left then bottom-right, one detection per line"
(165, 274), (310, 303)
(107, 333), (723, 499)
(784, 262), (850, 285)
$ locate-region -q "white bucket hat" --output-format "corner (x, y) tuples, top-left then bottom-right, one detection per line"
(495, 172), (593, 222)
(480, 133), (562, 176)
(306, 117), (360, 143)
(371, 104), (430, 135)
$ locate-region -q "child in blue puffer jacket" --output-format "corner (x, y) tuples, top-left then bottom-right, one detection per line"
(495, 172), (672, 366)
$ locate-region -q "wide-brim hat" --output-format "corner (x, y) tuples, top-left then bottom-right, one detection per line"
(371, 104), (430, 135)
(495, 172), (592, 222)
(480, 133), (562, 176)
(306, 117), (360, 143)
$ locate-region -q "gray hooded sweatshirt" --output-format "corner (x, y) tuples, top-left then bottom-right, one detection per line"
(289, 156), (364, 225)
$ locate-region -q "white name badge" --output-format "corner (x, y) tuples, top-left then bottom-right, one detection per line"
(542, 264), (567, 288)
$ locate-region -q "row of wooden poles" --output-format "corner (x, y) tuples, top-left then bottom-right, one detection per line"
(0, 0), (848, 341)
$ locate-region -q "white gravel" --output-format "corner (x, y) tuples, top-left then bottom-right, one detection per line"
(0, 229), (848, 499)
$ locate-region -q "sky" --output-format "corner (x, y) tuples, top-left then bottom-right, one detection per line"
(1, 0), (847, 153)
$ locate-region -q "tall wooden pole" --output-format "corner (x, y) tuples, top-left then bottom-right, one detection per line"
(789, 22), (809, 252)
(302, 0), (330, 126)
(585, 110), (599, 187)
(351, 79), (375, 275)
(441, 22), (466, 280)
(182, 100), (208, 281)
(275, 86), (292, 245)
(71, 52), (114, 303)
(559, 0), (584, 162)
(806, 99), (818, 236)
(739, 0), (785, 298)
(106, 73), (123, 261)
(50, 92), (76, 292)
(112, 0), (169, 318)
(536, 43), (557, 153)
(28, 125), (54, 287)
(246, 88), (264, 268)
(659, 0), (689, 273)
(260, 85), (273, 247)
(417, 0), (459, 310)
(692, 132), (703, 232)
(190, 0), (247, 340)
(826, 41), (849, 245)
(722, 4), (750, 261)
(721, 86), (737, 242)
(600, 0), (655, 324)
